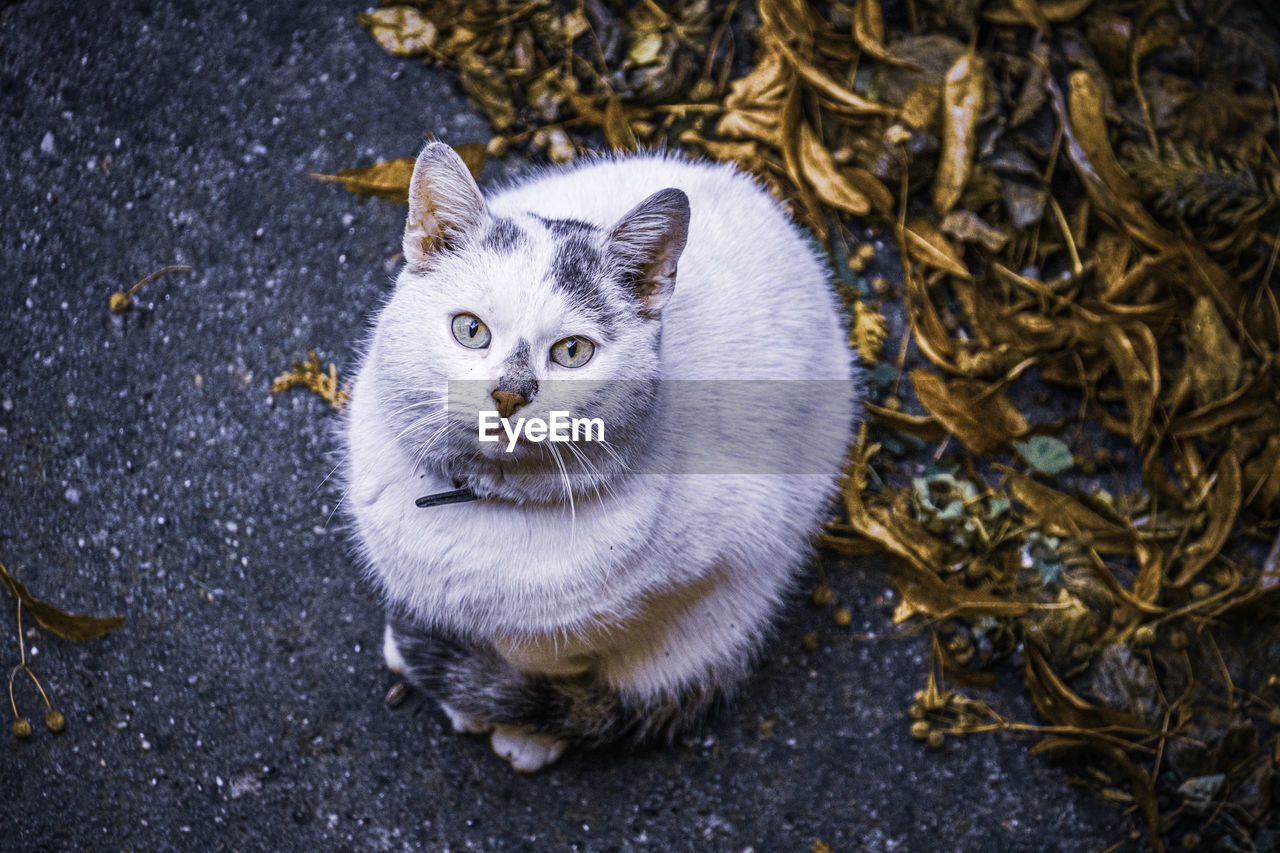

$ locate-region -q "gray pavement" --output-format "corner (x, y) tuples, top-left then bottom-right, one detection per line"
(2, 1), (1126, 849)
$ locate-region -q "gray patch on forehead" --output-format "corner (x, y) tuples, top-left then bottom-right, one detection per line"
(481, 217), (526, 253)
(534, 214), (598, 237)
(548, 231), (622, 325)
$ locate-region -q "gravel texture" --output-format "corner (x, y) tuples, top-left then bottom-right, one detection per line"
(3, 1), (1127, 849)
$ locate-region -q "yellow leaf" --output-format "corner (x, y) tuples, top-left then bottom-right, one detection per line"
(357, 7), (438, 57)
(310, 145), (485, 204)
(911, 368), (1029, 455)
(934, 50), (985, 216)
(798, 123), (871, 215)
(603, 96), (638, 152)
(899, 217), (972, 280)
(981, 0), (1094, 24)
(310, 158), (415, 203)
(851, 301), (888, 364)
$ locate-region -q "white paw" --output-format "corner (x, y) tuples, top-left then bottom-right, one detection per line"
(382, 623), (406, 674)
(441, 701), (493, 735)
(489, 724), (567, 772)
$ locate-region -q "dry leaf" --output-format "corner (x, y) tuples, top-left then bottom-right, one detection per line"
(798, 123), (871, 216)
(851, 301), (888, 364)
(934, 51), (985, 216)
(358, 6), (438, 57)
(310, 145), (485, 204)
(0, 559), (125, 642)
(911, 368), (1029, 454)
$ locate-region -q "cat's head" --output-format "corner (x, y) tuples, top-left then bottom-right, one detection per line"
(369, 142), (689, 503)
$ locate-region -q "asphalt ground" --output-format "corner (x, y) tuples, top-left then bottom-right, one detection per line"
(2, 1), (1126, 849)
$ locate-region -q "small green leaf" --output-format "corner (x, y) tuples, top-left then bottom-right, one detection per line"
(1014, 436), (1074, 476)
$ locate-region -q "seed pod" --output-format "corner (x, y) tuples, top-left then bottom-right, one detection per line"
(1190, 583), (1213, 601)
(926, 729), (945, 749)
(384, 681), (410, 709)
(45, 710), (66, 732)
(910, 720), (931, 740)
(833, 608), (852, 627)
(1168, 631), (1189, 650)
(909, 704), (926, 720)
(12, 718), (32, 739)
(1132, 625), (1156, 648)
(109, 292), (132, 313)
(811, 585), (835, 607)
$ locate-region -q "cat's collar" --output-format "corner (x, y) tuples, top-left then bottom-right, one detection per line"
(415, 485), (478, 508)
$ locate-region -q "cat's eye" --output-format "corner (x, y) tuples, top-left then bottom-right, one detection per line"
(550, 336), (595, 368)
(450, 313), (492, 349)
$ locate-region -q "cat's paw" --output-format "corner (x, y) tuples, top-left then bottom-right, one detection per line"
(382, 623), (406, 674)
(440, 702), (493, 735)
(489, 724), (567, 772)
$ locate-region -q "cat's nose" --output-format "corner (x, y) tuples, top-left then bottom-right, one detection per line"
(491, 388), (527, 419)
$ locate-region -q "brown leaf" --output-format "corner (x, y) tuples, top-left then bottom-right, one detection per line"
(890, 559), (1033, 621)
(310, 145), (485, 204)
(1051, 70), (1171, 250)
(903, 265), (959, 371)
(798, 123), (871, 216)
(1172, 450), (1242, 586)
(851, 0), (921, 68)
(603, 95), (639, 152)
(794, 61), (897, 117)
(865, 403), (950, 440)
(900, 217), (972, 280)
(1244, 433), (1280, 511)
(911, 368), (1029, 454)
(1007, 0), (1051, 35)
(310, 157), (415, 203)
(1168, 369), (1272, 439)
(941, 209), (1008, 252)
(1029, 735), (1164, 853)
(1009, 472), (1136, 554)
(0, 559), (125, 642)
(1185, 296), (1243, 409)
(981, 0), (1095, 25)
(934, 50), (985, 216)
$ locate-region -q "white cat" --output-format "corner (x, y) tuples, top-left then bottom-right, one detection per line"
(343, 142), (858, 771)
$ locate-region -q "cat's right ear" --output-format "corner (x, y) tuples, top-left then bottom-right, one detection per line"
(403, 142), (488, 267)
(606, 188), (690, 318)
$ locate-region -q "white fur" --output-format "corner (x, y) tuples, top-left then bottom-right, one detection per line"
(488, 725), (567, 772)
(382, 623), (407, 674)
(345, 150), (856, 762)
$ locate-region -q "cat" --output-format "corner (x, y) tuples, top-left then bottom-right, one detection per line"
(342, 141), (859, 771)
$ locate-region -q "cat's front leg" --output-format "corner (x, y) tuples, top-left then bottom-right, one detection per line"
(383, 616), (568, 770)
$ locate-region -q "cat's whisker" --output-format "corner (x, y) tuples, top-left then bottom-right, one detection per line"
(313, 452), (349, 498)
(546, 441), (575, 530)
(325, 482), (354, 529)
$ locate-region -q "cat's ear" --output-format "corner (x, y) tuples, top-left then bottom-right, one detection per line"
(606, 188), (689, 318)
(403, 142), (488, 267)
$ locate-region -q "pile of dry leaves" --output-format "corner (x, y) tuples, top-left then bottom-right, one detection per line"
(313, 0), (1280, 847)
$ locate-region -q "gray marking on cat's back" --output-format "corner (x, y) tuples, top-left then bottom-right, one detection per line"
(482, 217), (526, 253)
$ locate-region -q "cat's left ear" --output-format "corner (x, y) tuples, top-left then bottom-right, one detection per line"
(606, 188), (689, 318)
(403, 142), (488, 267)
